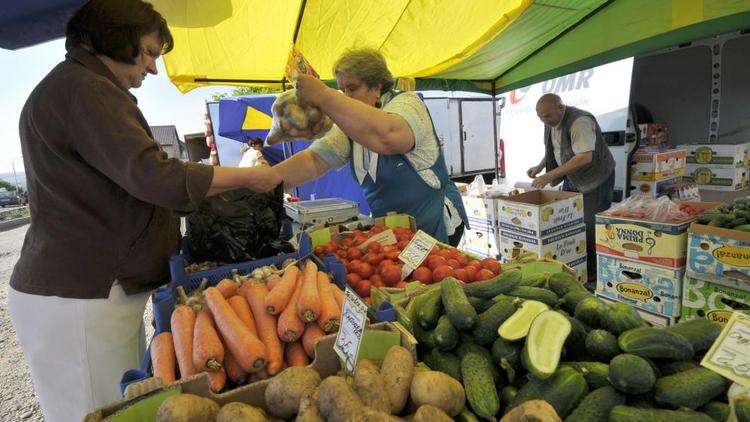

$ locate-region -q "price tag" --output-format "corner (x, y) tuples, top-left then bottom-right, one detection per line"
(358, 229), (397, 251)
(701, 312), (750, 387)
(334, 287), (369, 373)
(398, 230), (438, 269)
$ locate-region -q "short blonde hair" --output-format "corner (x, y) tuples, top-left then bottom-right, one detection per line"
(333, 48), (394, 94)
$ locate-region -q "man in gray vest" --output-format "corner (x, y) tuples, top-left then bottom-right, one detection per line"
(527, 93), (615, 282)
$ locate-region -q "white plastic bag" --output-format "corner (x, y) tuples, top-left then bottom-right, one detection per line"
(265, 89), (333, 145)
(466, 174), (486, 197)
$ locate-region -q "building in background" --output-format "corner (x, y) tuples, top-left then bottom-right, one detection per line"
(150, 125), (185, 160)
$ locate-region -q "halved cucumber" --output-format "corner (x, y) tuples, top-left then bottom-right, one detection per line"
(521, 310), (571, 379)
(498, 300), (549, 341)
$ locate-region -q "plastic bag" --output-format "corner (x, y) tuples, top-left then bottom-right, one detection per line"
(602, 194), (691, 223)
(466, 174), (486, 197)
(265, 89), (333, 144)
(186, 185), (294, 263)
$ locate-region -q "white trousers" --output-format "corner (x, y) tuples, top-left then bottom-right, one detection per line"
(8, 283), (150, 422)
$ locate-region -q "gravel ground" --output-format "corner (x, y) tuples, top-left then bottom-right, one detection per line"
(0, 224), (154, 421)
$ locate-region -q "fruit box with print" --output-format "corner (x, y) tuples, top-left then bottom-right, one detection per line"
(596, 254), (684, 317)
(630, 147), (687, 181)
(497, 190), (584, 238)
(595, 201), (720, 268)
(499, 224), (587, 265)
(683, 164), (750, 191)
(462, 195), (500, 230)
(687, 223), (750, 287)
(566, 255), (588, 284)
(462, 226), (501, 258)
(680, 142), (750, 168)
(681, 276), (750, 325)
(631, 176), (681, 197)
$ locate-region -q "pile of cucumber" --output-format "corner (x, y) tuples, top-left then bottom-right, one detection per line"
(412, 269), (743, 421)
(695, 196), (750, 230)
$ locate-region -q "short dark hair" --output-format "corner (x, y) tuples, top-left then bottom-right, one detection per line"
(65, 0), (173, 64)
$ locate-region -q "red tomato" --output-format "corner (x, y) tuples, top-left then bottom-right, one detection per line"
(475, 268), (495, 281)
(353, 235), (367, 246)
(454, 253), (469, 266)
(384, 251), (401, 260)
(340, 237), (354, 248)
(380, 265), (402, 287)
(427, 256), (448, 271)
(370, 274), (384, 288)
(446, 258), (461, 269)
(347, 259), (362, 273)
(432, 265), (455, 284)
(363, 252), (384, 266)
(357, 262), (374, 279)
(356, 280), (372, 297)
(437, 249), (453, 259)
(323, 242), (337, 254)
(395, 281), (407, 289)
(339, 258), (349, 267)
(313, 246), (325, 256)
(464, 265), (478, 282)
(366, 241), (382, 253)
(481, 258), (501, 275)
(397, 239), (410, 250)
(382, 244), (398, 253)
(431, 246), (440, 255)
(378, 259), (397, 272)
(369, 225), (384, 235)
(454, 268), (468, 283)
(347, 247), (363, 260)
(465, 260), (483, 270)
(412, 266), (433, 284)
(345, 273), (362, 288)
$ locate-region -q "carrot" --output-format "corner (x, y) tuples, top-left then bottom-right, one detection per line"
(264, 265), (300, 315)
(331, 283), (345, 311)
(297, 260), (321, 323)
(206, 367), (226, 393)
(266, 274), (282, 290)
(285, 340), (310, 367)
(150, 331), (176, 384)
(203, 287), (267, 373)
(277, 274), (305, 342)
(316, 272), (341, 333)
(223, 347), (247, 385)
(170, 305), (198, 379)
(215, 278), (238, 298)
(243, 281), (284, 375)
(227, 295), (258, 337)
(302, 322), (326, 358)
(192, 309), (224, 371)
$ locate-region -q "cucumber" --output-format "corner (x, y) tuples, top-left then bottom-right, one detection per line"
(422, 348), (462, 382)
(560, 361), (610, 389)
(585, 329), (621, 362)
(472, 296), (517, 345)
(604, 303), (644, 335)
(654, 367), (728, 409)
(699, 401), (729, 422)
(608, 354), (656, 394)
(658, 360), (699, 376)
(508, 286), (559, 307)
(561, 289), (595, 313)
(519, 272), (548, 288)
(468, 295), (496, 313)
(521, 310), (571, 379)
(461, 352), (500, 420)
(548, 272), (583, 297)
(665, 318), (723, 353)
(562, 314), (589, 359)
(609, 405), (715, 422)
(441, 277), (478, 330)
(507, 366), (588, 418)
(416, 290), (443, 330)
(627, 394), (655, 409)
(433, 314), (459, 351)
(574, 296), (608, 328)
(618, 327), (694, 360)
(414, 327), (437, 350)
(499, 385), (518, 407)
(456, 409), (480, 422)
(463, 268), (522, 298)
(456, 335), (503, 384)
(736, 398), (750, 422)
(498, 300), (549, 341)
(564, 385), (625, 422)
(492, 337), (522, 380)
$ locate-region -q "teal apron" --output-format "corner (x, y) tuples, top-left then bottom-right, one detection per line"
(349, 91), (468, 243)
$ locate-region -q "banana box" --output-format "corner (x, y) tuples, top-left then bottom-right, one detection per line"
(631, 148), (687, 181)
(461, 225), (501, 258)
(595, 201), (718, 268)
(596, 293), (678, 327)
(680, 143), (750, 168)
(596, 254), (684, 317)
(499, 224), (586, 265)
(687, 223), (750, 288)
(683, 164), (749, 191)
(497, 190), (584, 238)
(462, 195), (499, 230)
(566, 255), (588, 283)
(681, 276), (750, 325)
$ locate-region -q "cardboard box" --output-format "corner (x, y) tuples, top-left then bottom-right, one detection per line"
(681, 276), (750, 325)
(595, 202), (719, 268)
(499, 224), (587, 264)
(630, 176), (681, 197)
(596, 254), (684, 317)
(85, 322), (415, 421)
(681, 143), (750, 168)
(304, 213), (417, 249)
(566, 255), (588, 283)
(638, 123), (668, 146)
(463, 226), (500, 257)
(631, 148), (687, 181)
(683, 164), (749, 191)
(686, 223), (750, 287)
(497, 190), (584, 238)
(596, 293), (678, 327)
(463, 195), (499, 229)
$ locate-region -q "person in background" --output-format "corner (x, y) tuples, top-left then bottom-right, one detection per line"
(7, 1), (281, 421)
(273, 48), (468, 245)
(526, 93), (615, 282)
(239, 137), (268, 167)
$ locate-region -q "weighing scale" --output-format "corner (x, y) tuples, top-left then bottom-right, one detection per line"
(284, 198), (360, 226)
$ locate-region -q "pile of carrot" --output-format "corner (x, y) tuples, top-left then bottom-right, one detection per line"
(150, 260), (344, 393)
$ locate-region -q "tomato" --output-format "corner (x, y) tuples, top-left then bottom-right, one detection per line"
(366, 241), (382, 254)
(454, 268), (468, 283)
(432, 265), (455, 284)
(313, 246), (325, 256)
(340, 237), (354, 248)
(437, 248), (454, 259)
(397, 239), (410, 250)
(384, 251), (401, 260)
(380, 265), (402, 287)
(345, 273), (361, 288)
(378, 259), (397, 272)
(369, 225), (384, 235)
(427, 256), (448, 271)
(370, 274), (384, 288)
(353, 235), (367, 246)
(481, 258), (502, 275)
(382, 244), (398, 253)
(395, 281), (407, 289)
(464, 265), (478, 282)
(356, 280), (372, 297)
(347, 259), (362, 273)
(323, 241), (337, 254)
(431, 246), (440, 255)
(338, 258), (349, 267)
(446, 258), (461, 269)
(363, 252), (384, 266)
(347, 247), (363, 260)
(474, 268), (495, 281)
(465, 260), (483, 271)
(356, 262), (374, 279)
(412, 266), (433, 284)
(454, 253), (469, 266)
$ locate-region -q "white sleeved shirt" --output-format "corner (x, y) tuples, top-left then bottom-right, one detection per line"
(551, 108), (597, 166)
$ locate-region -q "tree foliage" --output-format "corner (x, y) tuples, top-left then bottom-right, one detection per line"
(0, 179), (23, 193)
(210, 86), (281, 101)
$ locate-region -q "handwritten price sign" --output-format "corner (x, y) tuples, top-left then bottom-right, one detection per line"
(702, 312), (750, 387)
(334, 287), (368, 373)
(398, 230), (438, 269)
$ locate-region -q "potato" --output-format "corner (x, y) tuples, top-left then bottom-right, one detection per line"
(353, 359), (392, 413)
(361, 406), (405, 421)
(287, 104), (309, 129)
(381, 345), (415, 414)
(317, 375), (363, 422)
(156, 393), (219, 422)
(499, 400), (561, 422)
(296, 386), (324, 422)
(265, 366), (322, 418)
(410, 370), (465, 417)
(216, 402), (267, 422)
(306, 106), (321, 122)
(413, 404), (452, 422)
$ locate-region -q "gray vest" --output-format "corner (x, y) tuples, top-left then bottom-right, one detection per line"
(545, 106), (615, 194)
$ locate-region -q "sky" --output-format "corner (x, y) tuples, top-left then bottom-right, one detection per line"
(0, 38), (235, 173)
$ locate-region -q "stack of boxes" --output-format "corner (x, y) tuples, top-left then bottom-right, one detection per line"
(496, 191), (587, 282)
(460, 196), (501, 258)
(680, 143), (750, 191)
(630, 147), (687, 197)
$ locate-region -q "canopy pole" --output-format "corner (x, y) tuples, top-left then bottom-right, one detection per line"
(492, 81), (499, 182)
(292, 0), (307, 44)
